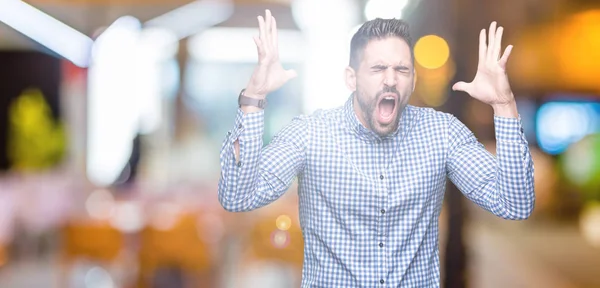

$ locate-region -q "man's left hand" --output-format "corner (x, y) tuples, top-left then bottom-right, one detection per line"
(452, 21), (516, 114)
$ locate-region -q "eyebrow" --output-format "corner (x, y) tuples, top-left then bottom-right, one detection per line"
(370, 64), (411, 70)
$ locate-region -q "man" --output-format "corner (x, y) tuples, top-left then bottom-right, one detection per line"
(218, 9), (535, 287)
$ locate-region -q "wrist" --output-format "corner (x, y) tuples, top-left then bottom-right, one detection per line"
(239, 89), (266, 114)
(240, 105), (263, 114)
(492, 99), (518, 118)
(243, 87), (266, 99)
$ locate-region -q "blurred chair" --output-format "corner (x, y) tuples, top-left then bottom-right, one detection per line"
(136, 212), (217, 288)
(235, 211), (304, 288)
(59, 220), (125, 287)
(0, 243), (7, 269)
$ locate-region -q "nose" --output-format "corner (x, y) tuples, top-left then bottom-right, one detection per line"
(383, 68), (397, 87)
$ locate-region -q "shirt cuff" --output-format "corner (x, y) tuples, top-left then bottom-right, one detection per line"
(494, 115), (526, 143)
(230, 108), (264, 142)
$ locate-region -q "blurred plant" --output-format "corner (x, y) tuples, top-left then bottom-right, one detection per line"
(562, 134), (600, 249)
(560, 133), (600, 202)
(7, 88), (67, 171)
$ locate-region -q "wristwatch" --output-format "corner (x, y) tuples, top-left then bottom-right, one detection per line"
(238, 89), (267, 109)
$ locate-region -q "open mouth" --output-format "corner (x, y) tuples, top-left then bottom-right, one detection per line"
(377, 94), (397, 123)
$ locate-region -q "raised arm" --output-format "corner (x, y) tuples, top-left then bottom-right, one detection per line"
(446, 115), (535, 220)
(217, 9), (302, 212)
(449, 21), (535, 219)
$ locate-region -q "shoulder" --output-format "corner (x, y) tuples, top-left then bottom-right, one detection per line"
(298, 105), (346, 128)
(407, 106), (475, 144)
(406, 105), (455, 127)
(274, 105), (343, 139)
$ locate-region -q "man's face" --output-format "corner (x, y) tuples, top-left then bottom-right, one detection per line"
(347, 37), (415, 137)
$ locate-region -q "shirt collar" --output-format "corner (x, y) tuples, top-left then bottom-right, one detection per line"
(343, 94), (414, 143)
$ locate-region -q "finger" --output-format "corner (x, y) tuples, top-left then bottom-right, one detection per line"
(258, 16), (266, 41)
(452, 81), (470, 93)
(272, 15), (278, 54)
(478, 29), (486, 68)
(493, 26), (504, 61)
(498, 45), (513, 69)
(253, 35), (263, 57)
(487, 21), (496, 61)
(257, 15), (269, 54)
(265, 9), (272, 50)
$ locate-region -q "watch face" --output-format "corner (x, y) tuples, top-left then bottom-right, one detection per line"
(257, 99), (266, 108)
(239, 91), (266, 108)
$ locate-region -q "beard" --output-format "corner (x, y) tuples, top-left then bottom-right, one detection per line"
(355, 85), (406, 137)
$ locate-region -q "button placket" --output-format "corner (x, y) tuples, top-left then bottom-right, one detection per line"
(376, 139), (391, 287)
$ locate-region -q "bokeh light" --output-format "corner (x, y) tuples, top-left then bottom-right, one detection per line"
(579, 202), (600, 248)
(271, 230), (290, 249)
(561, 133), (600, 200)
(276, 215), (292, 231)
(537, 102), (600, 155)
(149, 202), (181, 231)
(510, 9), (600, 93)
(109, 202), (144, 233)
(558, 10), (600, 91)
(414, 35), (450, 70)
(84, 266), (115, 288)
(85, 189), (115, 220)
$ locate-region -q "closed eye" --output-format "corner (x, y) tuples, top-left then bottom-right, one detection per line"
(395, 66), (410, 73)
(371, 65), (411, 73)
(371, 65), (388, 72)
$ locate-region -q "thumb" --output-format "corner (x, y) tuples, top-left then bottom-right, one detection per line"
(286, 69), (298, 80)
(452, 81), (470, 93)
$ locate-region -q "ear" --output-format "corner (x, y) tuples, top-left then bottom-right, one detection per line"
(412, 68), (417, 92)
(345, 66), (357, 92)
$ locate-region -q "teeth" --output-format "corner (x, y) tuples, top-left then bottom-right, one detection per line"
(384, 97), (394, 100)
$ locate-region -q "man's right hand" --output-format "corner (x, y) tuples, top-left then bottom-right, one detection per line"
(236, 10), (295, 158)
(244, 9), (297, 100)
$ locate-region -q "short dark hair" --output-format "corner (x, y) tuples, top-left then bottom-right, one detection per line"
(349, 18), (414, 69)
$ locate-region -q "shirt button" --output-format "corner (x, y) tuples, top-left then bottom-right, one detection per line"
(380, 209), (385, 214)
(379, 175), (384, 180)
(380, 279), (385, 284)
(237, 162), (242, 167)
(238, 124), (242, 129)
(379, 242), (383, 247)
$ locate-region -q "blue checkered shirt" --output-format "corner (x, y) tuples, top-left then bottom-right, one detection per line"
(218, 96), (535, 287)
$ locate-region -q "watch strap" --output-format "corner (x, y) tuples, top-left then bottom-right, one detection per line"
(238, 89), (267, 109)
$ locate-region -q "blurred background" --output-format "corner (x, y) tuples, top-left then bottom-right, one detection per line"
(0, 0), (599, 287)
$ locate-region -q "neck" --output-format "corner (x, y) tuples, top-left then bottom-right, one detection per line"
(352, 93), (370, 129)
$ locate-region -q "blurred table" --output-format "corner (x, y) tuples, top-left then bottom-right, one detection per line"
(466, 211), (600, 288)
